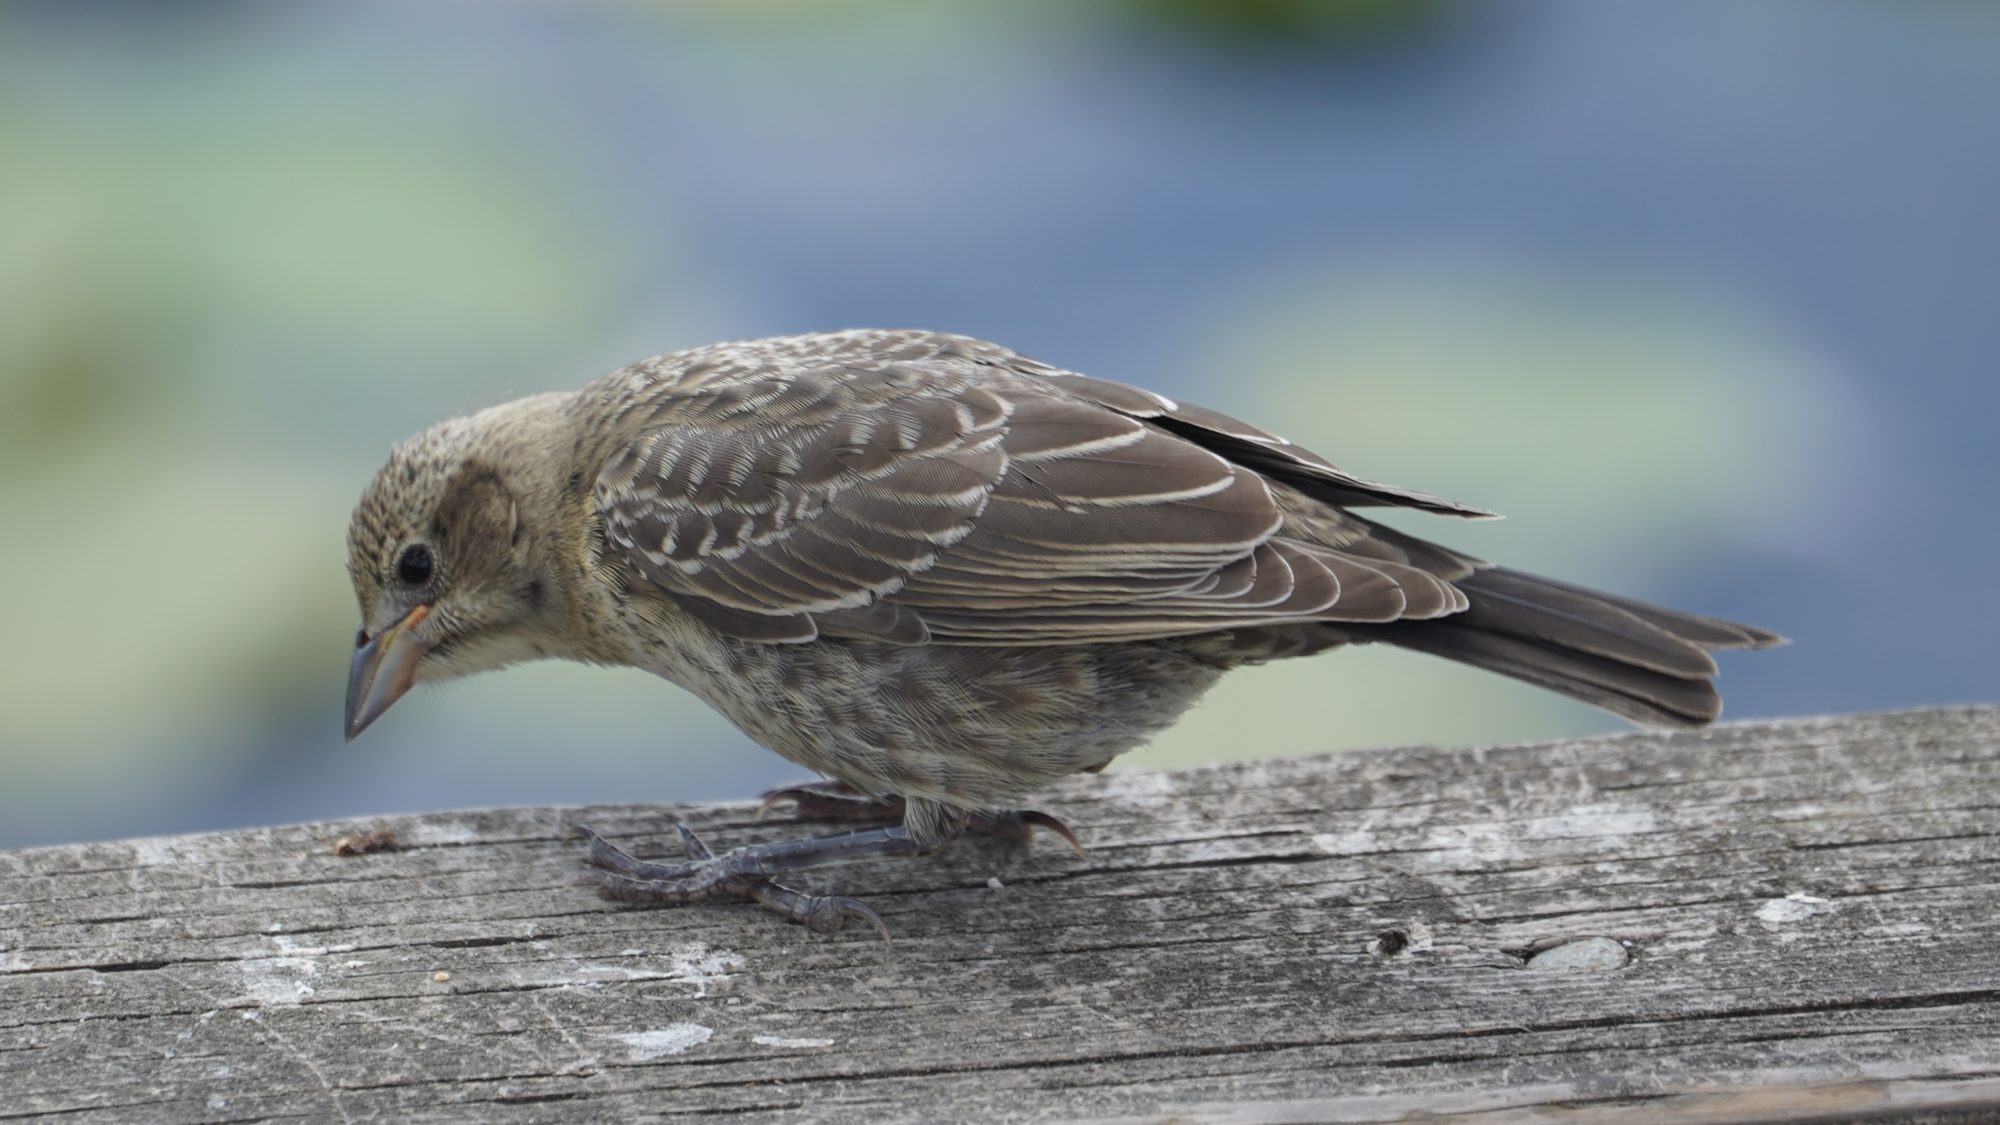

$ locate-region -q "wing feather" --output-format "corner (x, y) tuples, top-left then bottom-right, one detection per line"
(591, 333), (1489, 646)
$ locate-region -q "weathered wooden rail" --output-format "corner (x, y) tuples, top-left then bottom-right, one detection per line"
(4, 707), (1997, 1122)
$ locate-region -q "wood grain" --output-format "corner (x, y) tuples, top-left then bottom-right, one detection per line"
(4, 707), (1997, 1122)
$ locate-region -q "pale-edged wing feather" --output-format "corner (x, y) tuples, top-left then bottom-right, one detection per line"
(1038, 372), (1497, 519)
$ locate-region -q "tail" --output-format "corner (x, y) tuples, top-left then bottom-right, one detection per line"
(1345, 567), (1786, 728)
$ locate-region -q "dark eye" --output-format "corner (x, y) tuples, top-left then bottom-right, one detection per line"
(396, 544), (434, 586)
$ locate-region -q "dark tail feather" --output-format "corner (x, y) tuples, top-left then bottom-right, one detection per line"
(1466, 568), (1784, 651)
(1345, 567), (1786, 728)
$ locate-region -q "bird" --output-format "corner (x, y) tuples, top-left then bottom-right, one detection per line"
(345, 329), (1783, 937)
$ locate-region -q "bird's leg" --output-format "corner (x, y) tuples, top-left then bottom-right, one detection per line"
(570, 822), (925, 941)
(759, 783), (1085, 854)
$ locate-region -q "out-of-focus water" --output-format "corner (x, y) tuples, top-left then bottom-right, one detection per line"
(2, 1), (1994, 848)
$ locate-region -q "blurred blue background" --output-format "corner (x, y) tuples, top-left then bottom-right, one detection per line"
(2, 0), (1993, 849)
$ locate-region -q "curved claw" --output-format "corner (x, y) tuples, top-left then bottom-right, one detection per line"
(568, 823), (625, 869)
(1017, 810), (1087, 857)
(582, 833), (633, 871)
(825, 896), (894, 946)
(756, 779), (861, 818)
(755, 788), (810, 821)
(673, 822), (715, 861)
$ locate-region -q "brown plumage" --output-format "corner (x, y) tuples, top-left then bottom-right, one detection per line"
(345, 329), (1783, 934)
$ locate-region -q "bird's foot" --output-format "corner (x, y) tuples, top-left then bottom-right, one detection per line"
(758, 783), (1086, 855)
(568, 823), (895, 943)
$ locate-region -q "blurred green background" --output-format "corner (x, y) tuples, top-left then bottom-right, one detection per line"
(2, 1), (1992, 847)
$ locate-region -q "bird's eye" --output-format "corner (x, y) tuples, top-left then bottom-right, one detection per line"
(396, 544), (434, 586)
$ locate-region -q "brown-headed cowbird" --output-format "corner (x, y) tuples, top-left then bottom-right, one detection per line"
(346, 330), (1782, 935)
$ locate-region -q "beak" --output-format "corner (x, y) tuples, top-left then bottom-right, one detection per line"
(345, 604), (431, 741)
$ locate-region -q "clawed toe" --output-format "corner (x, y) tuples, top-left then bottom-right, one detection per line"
(570, 822), (702, 881)
(584, 866), (731, 904)
(746, 882), (893, 945)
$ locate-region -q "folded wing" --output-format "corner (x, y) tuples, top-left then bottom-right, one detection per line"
(593, 343), (1475, 645)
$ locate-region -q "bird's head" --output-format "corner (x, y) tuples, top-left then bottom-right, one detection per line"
(343, 394), (580, 740)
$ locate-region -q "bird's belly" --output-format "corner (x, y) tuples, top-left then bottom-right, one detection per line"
(637, 630), (1231, 809)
